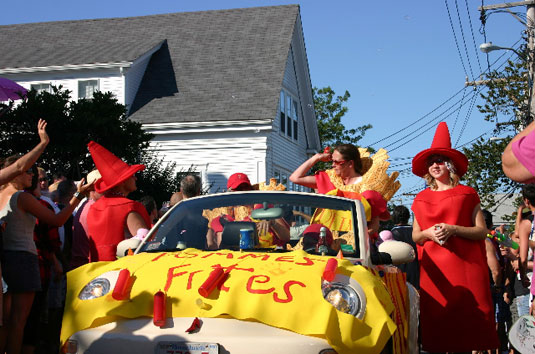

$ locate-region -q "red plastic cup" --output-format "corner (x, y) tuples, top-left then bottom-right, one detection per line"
(112, 269), (131, 300)
(322, 258), (338, 282)
(198, 267), (226, 298)
(153, 291), (166, 327)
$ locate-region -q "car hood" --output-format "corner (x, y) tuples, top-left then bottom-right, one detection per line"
(62, 249), (397, 353)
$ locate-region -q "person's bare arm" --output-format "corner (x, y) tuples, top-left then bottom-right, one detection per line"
(485, 239), (502, 287)
(126, 211), (150, 237)
(518, 218), (532, 288)
(289, 152), (331, 189)
(412, 217), (439, 245)
(502, 120), (535, 183)
(0, 119), (49, 186)
(19, 178), (93, 227)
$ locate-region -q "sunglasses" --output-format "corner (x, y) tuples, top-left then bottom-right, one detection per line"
(331, 159), (348, 166)
(39, 178), (48, 182)
(427, 156), (446, 166)
(25, 169), (34, 175)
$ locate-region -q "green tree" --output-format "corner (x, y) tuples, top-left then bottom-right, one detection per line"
(313, 86), (372, 148)
(462, 45), (528, 212)
(0, 86), (182, 207)
(313, 87), (372, 171)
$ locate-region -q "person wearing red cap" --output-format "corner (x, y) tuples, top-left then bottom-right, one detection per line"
(86, 141), (152, 262)
(207, 173), (290, 249)
(411, 122), (498, 352)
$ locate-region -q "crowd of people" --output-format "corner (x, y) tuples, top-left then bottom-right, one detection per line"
(0, 117), (535, 354)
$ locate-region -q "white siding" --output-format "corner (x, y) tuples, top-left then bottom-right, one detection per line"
(269, 46), (309, 186)
(147, 126), (269, 193)
(5, 69), (125, 104)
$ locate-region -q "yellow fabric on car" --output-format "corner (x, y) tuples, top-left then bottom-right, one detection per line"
(61, 249), (398, 354)
(310, 189), (372, 231)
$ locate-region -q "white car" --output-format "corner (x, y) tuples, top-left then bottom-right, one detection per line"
(61, 191), (418, 354)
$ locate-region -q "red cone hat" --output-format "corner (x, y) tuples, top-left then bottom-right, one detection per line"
(412, 122), (468, 177)
(87, 141), (145, 193)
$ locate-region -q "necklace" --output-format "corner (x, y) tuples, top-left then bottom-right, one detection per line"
(107, 191), (126, 197)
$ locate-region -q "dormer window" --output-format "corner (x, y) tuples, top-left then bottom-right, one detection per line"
(78, 80), (99, 99)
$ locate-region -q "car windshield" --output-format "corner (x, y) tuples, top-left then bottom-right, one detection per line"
(138, 191), (362, 257)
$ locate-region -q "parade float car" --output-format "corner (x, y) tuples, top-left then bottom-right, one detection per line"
(61, 191), (419, 354)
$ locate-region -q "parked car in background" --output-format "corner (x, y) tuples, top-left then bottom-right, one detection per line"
(61, 191), (418, 354)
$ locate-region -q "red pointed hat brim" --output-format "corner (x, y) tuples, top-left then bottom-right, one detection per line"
(94, 164), (145, 193)
(412, 147), (468, 178)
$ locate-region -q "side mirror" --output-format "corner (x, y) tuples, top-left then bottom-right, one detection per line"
(116, 238), (141, 259)
(378, 240), (415, 265)
(250, 202), (283, 220)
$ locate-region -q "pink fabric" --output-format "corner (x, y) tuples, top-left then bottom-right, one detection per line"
(512, 129), (535, 176)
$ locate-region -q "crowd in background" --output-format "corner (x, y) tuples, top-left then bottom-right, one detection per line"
(0, 117), (535, 354)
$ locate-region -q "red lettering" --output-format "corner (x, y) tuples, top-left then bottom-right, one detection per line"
(174, 252), (199, 259)
(325, 211), (336, 229)
(273, 280), (306, 303)
(187, 270), (203, 290)
(275, 256), (294, 263)
(219, 263), (255, 274)
(151, 253), (167, 262)
(238, 254), (270, 261)
(295, 257), (314, 266)
(164, 264), (190, 292)
(201, 252), (234, 259)
(246, 275), (275, 294)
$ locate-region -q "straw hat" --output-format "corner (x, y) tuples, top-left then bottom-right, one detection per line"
(412, 122), (468, 178)
(87, 141), (145, 193)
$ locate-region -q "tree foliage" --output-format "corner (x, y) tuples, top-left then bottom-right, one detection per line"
(314, 86), (372, 148)
(313, 86), (372, 171)
(0, 86), (183, 206)
(462, 44), (529, 212)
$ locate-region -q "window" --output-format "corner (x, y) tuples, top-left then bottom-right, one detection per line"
(31, 83), (51, 94)
(279, 90), (299, 141)
(78, 80), (99, 99)
(279, 91), (285, 134)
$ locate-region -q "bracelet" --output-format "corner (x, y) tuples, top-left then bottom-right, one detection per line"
(73, 191), (84, 200)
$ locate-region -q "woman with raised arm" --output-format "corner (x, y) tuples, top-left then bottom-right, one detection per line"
(0, 155), (93, 354)
(0, 119), (49, 186)
(411, 122), (498, 352)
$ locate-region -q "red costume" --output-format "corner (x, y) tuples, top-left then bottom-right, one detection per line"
(412, 184), (498, 351)
(87, 195), (151, 262)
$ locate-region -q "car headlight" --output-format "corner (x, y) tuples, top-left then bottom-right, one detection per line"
(78, 270), (121, 300)
(322, 275), (366, 319)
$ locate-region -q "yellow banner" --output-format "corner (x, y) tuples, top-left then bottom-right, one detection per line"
(62, 249), (397, 353)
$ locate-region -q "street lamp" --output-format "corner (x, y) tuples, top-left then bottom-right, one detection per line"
(479, 42), (527, 61)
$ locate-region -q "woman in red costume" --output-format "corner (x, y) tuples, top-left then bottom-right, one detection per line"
(86, 141), (151, 261)
(411, 122), (498, 353)
(289, 144), (393, 235)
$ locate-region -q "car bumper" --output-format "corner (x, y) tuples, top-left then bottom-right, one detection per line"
(64, 317), (335, 354)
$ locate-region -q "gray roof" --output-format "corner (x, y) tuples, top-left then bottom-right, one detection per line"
(0, 5), (300, 124)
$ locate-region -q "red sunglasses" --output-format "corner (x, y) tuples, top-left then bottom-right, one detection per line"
(331, 159), (348, 166)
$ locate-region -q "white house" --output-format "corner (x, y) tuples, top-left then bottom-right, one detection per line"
(0, 5), (320, 192)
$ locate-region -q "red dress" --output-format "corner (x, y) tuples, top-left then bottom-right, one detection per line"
(411, 185), (498, 352)
(87, 195), (151, 262)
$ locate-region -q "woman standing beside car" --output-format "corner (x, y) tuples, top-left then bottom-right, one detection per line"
(0, 156), (92, 354)
(411, 122), (498, 353)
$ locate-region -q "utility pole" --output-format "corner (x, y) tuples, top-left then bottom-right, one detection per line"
(479, 1), (535, 128)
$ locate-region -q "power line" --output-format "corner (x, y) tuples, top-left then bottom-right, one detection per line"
(465, 0), (483, 74)
(445, 0), (470, 78)
(455, 0), (476, 80)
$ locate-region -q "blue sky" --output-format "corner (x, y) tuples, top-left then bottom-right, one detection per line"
(2, 1), (526, 207)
